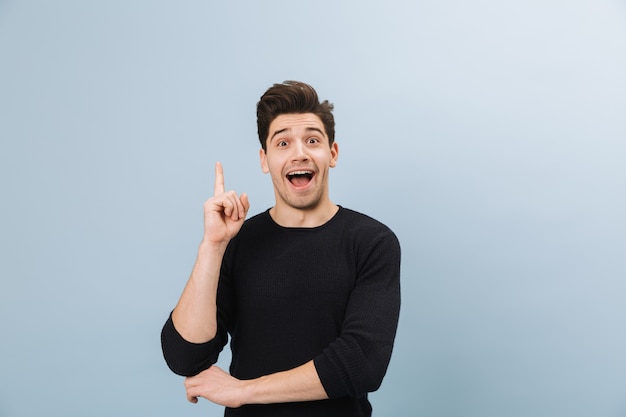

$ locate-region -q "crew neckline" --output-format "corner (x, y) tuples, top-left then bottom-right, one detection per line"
(265, 205), (344, 231)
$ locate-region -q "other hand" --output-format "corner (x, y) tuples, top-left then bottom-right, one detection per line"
(184, 365), (248, 408)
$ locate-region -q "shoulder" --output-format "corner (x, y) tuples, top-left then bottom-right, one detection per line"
(337, 207), (395, 233)
(337, 208), (401, 278)
(335, 207), (400, 247)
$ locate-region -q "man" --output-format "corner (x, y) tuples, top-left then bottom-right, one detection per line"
(161, 81), (401, 416)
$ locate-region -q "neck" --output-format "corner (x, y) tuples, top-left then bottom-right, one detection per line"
(269, 201), (339, 228)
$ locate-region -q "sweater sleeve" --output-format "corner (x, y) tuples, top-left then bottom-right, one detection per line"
(160, 313), (225, 376)
(313, 227), (401, 398)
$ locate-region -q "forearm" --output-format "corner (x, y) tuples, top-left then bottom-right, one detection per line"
(185, 361), (328, 408)
(172, 240), (227, 343)
(244, 360), (328, 405)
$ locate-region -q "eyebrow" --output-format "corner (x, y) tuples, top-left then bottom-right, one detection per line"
(270, 127), (325, 141)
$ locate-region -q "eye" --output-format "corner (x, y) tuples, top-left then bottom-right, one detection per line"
(277, 140), (288, 147)
(307, 137), (319, 144)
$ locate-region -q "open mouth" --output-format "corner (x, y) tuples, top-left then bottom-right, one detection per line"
(287, 170), (314, 187)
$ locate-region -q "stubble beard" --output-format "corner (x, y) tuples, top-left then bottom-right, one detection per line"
(275, 180), (328, 212)
(281, 189), (324, 211)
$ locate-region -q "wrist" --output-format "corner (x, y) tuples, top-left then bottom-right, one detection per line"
(238, 378), (256, 406)
(239, 375), (268, 406)
(198, 239), (228, 255)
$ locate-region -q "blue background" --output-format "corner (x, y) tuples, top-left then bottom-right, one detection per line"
(1, 1), (625, 416)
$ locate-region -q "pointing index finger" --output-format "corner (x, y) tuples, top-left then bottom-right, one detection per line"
(214, 161), (225, 196)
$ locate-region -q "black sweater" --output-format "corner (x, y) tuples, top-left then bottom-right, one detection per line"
(161, 207), (401, 416)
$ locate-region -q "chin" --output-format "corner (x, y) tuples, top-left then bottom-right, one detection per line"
(284, 195), (322, 211)
(288, 200), (319, 211)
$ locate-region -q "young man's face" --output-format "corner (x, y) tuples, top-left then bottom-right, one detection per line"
(260, 113), (339, 211)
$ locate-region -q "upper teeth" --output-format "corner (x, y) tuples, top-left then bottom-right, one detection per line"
(289, 171), (312, 176)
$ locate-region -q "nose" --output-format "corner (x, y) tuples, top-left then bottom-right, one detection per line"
(291, 140), (309, 162)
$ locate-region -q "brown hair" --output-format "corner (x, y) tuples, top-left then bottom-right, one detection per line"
(256, 80), (335, 151)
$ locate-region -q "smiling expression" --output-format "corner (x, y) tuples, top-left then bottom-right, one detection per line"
(260, 113), (339, 212)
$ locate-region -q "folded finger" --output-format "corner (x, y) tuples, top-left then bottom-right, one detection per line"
(221, 194), (238, 219)
(184, 380), (199, 403)
(239, 193), (250, 219)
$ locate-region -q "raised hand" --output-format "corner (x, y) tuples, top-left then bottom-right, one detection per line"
(169, 162), (249, 343)
(202, 162), (250, 245)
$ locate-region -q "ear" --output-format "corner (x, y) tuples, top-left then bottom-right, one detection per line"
(260, 148), (269, 173)
(329, 142), (339, 168)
